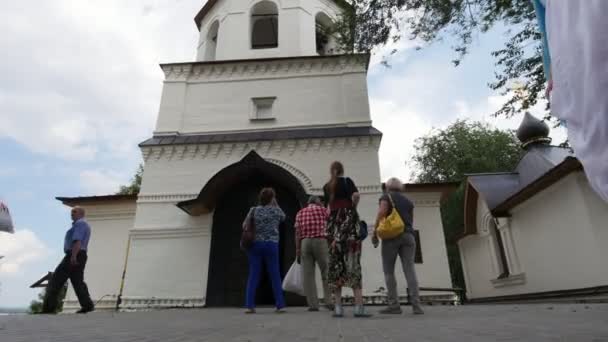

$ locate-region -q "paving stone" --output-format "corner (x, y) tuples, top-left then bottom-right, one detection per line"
(1, 304), (608, 342)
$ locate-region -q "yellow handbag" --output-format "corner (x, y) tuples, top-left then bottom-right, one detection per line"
(376, 194), (405, 240)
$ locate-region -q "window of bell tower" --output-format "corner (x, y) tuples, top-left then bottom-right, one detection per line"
(251, 1), (279, 49)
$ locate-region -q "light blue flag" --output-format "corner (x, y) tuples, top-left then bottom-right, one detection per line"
(531, 0), (551, 80)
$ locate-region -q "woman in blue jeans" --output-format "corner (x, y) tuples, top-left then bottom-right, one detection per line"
(243, 187), (286, 313)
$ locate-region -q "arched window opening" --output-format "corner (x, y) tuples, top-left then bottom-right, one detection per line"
(489, 218), (510, 279)
(315, 13), (335, 55)
(204, 20), (220, 61)
(251, 1), (279, 49)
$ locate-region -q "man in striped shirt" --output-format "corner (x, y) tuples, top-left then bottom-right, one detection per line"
(295, 196), (331, 311)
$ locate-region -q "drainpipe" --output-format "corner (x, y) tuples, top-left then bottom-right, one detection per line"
(115, 235), (132, 311)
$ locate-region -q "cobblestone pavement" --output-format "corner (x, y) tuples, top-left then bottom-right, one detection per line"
(1, 304), (608, 342)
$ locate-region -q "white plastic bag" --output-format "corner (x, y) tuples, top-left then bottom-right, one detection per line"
(0, 201), (14, 234)
(282, 261), (304, 296)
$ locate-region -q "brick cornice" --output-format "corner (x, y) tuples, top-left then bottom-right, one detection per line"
(141, 136), (381, 162)
(161, 55), (369, 83)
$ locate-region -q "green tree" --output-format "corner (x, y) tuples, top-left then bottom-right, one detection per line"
(412, 120), (522, 182)
(29, 286), (67, 314)
(117, 164), (143, 195)
(335, 0), (549, 121)
(411, 120), (522, 293)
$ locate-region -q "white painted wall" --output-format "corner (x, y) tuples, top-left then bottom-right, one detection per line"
(155, 56), (371, 135)
(196, 0), (343, 61)
(120, 141), (453, 306)
(459, 172), (608, 300)
(63, 201), (135, 312)
(361, 191), (453, 298)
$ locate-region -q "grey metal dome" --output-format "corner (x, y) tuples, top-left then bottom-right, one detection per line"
(517, 112), (552, 148)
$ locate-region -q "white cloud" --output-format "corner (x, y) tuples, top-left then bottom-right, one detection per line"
(370, 99), (432, 183)
(369, 37), (420, 68)
(454, 95), (568, 144)
(0, 229), (51, 277)
(79, 170), (127, 195)
(0, 0), (202, 163)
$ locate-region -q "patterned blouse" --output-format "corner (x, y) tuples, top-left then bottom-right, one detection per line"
(246, 205), (286, 243)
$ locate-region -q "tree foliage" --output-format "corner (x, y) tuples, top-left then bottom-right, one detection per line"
(29, 286), (66, 314)
(335, 0), (549, 120)
(411, 120), (522, 292)
(412, 120), (522, 183)
(117, 164), (143, 195)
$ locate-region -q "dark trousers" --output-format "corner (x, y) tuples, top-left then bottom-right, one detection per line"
(245, 241), (285, 309)
(43, 251), (94, 313)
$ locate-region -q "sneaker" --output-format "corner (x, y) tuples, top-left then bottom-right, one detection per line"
(245, 309), (256, 314)
(379, 307), (402, 315)
(308, 307), (320, 312)
(412, 305), (425, 315)
(275, 308), (287, 314)
(76, 306), (94, 314)
(354, 305), (373, 318)
(332, 305), (344, 318)
(325, 304), (335, 311)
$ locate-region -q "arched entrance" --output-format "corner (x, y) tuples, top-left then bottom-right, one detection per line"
(177, 151), (308, 307)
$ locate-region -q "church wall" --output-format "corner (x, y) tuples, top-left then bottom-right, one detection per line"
(122, 141), (454, 306)
(155, 60), (371, 135)
(460, 172), (608, 300)
(137, 136), (382, 197)
(63, 201), (135, 312)
(410, 200), (453, 289)
(575, 172), (608, 280)
(122, 140), (384, 307)
(120, 221), (211, 309)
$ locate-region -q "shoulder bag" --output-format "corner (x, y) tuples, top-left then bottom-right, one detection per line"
(376, 194), (405, 240)
(240, 207), (256, 250)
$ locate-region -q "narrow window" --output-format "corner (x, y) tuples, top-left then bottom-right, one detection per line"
(204, 21), (220, 61)
(315, 13), (335, 55)
(492, 223), (510, 279)
(251, 1), (278, 49)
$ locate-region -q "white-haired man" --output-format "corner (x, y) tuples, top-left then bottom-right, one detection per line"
(42, 206), (94, 314)
(373, 177), (424, 315)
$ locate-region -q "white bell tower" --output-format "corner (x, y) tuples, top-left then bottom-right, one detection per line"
(58, 0), (453, 312)
(195, 0), (344, 61)
(118, 0), (413, 310)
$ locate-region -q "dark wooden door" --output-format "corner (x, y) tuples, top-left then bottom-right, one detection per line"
(205, 171), (306, 307)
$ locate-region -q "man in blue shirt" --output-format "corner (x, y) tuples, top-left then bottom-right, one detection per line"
(42, 206), (94, 314)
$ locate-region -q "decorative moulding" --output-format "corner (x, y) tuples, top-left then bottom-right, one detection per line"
(120, 297), (205, 310)
(137, 193), (199, 204)
(63, 298), (118, 312)
(491, 273), (527, 288)
(265, 158), (314, 191)
(129, 227), (209, 240)
(86, 209), (136, 221)
(141, 136), (382, 162)
(161, 55), (369, 83)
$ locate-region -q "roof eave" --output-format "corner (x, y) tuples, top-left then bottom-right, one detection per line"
(56, 195), (138, 207)
(194, 0), (354, 31)
(490, 157), (582, 216)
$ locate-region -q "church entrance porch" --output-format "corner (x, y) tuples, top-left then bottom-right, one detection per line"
(177, 151), (308, 307)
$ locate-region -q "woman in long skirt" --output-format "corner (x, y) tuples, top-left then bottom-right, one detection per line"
(323, 161), (371, 318)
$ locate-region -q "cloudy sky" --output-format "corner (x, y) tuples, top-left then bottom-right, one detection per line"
(0, 0), (565, 308)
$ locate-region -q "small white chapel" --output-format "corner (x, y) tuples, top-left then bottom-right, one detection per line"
(459, 113), (608, 302)
(56, 0), (455, 311)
